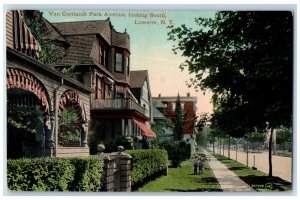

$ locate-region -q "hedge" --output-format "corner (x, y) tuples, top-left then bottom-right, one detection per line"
(159, 140), (191, 167)
(125, 149), (168, 187)
(7, 157), (104, 191)
(68, 157), (103, 191)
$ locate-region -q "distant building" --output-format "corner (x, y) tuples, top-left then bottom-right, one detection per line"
(152, 93), (197, 141)
(130, 70), (153, 125)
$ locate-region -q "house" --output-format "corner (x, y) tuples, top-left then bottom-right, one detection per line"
(130, 70), (153, 125)
(152, 93), (197, 142)
(6, 10), (156, 158)
(44, 16), (156, 150)
(6, 10), (93, 158)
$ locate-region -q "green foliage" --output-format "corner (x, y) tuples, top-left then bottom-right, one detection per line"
(23, 11), (65, 68)
(152, 140), (191, 167)
(7, 105), (43, 134)
(125, 149), (168, 187)
(68, 157), (103, 191)
(7, 158), (75, 191)
(174, 94), (184, 140)
(59, 108), (81, 145)
(99, 136), (134, 153)
(60, 62), (84, 82)
(196, 131), (207, 146)
(151, 118), (174, 139)
(7, 157), (103, 191)
(245, 131), (266, 143)
(137, 160), (221, 192)
(38, 43), (65, 68)
(276, 127), (292, 145)
(214, 154), (292, 191)
(196, 112), (211, 132)
(60, 108), (78, 124)
(168, 11), (293, 136)
(60, 130), (81, 144)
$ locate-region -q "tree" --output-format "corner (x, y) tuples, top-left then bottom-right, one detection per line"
(276, 127), (292, 152)
(23, 10), (66, 68)
(196, 112), (211, 132)
(174, 94), (184, 140)
(245, 131), (266, 152)
(168, 11), (293, 177)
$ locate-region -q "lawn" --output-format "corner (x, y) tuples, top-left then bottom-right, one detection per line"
(136, 159), (222, 192)
(213, 154), (292, 192)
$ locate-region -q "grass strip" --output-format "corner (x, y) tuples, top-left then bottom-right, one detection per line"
(213, 154), (292, 192)
(136, 159), (222, 192)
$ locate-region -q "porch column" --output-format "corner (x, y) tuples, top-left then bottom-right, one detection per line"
(121, 119), (126, 136)
(128, 119), (132, 137)
(81, 122), (88, 147)
(44, 113), (54, 157)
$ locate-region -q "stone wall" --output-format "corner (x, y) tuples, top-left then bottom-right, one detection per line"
(97, 145), (132, 192)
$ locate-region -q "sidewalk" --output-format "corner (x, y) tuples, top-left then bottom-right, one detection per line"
(203, 149), (256, 192)
(210, 147), (292, 182)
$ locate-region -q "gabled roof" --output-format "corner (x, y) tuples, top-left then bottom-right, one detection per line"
(153, 107), (166, 120)
(130, 70), (148, 88)
(55, 34), (96, 66)
(41, 18), (69, 44)
(52, 20), (112, 45)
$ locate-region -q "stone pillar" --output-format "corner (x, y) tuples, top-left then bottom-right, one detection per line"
(97, 144), (132, 192)
(97, 144), (116, 192)
(81, 122), (88, 147)
(114, 146), (132, 192)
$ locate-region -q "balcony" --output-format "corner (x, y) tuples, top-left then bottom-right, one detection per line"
(91, 98), (145, 115)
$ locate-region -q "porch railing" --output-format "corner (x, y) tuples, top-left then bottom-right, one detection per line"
(91, 98), (145, 115)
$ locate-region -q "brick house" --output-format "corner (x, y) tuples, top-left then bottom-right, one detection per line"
(152, 93), (197, 141)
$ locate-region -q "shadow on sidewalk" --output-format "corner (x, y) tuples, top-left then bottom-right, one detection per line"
(240, 175), (292, 191)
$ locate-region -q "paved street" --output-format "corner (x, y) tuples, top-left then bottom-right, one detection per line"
(203, 149), (255, 192)
(209, 147), (292, 182)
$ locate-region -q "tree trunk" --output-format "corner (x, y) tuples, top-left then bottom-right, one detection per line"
(246, 141), (249, 167)
(235, 140), (238, 161)
(228, 137), (231, 159)
(268, 128), (274, 177)
(222, 139), (225, 156)
(213, 141), (215, 154)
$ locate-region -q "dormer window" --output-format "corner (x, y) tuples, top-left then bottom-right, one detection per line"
(115, 52), (123, 72)
(98, 42), (107, 68)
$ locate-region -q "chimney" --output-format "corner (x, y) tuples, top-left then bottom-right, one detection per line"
(187, 92), (190, 97)
(158, 93), (161, 98)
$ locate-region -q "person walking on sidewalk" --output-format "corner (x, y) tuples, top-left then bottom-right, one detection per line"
(198, 157), (204, 174)
(192, 156), (198, 174)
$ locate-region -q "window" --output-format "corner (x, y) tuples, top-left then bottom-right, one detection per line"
(115, 53), (123, 72)
(181, 103), (184, 110)
(172, 103), (175, 111)
(126, 56), (130, 75)
(98, 43), (107, 68)
(95, 76), (105, 99)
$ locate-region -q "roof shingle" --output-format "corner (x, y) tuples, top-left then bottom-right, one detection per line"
(130, 70), (148, 88)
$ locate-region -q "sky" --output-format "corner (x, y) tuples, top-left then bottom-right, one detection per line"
(42, 9), (215, 115)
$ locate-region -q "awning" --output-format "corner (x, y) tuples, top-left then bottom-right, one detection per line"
(133, 119), (156, 138)
(12, 11), (41, 52)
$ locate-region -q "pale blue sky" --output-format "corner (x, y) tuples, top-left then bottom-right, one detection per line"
(43, 10), (215, 114)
